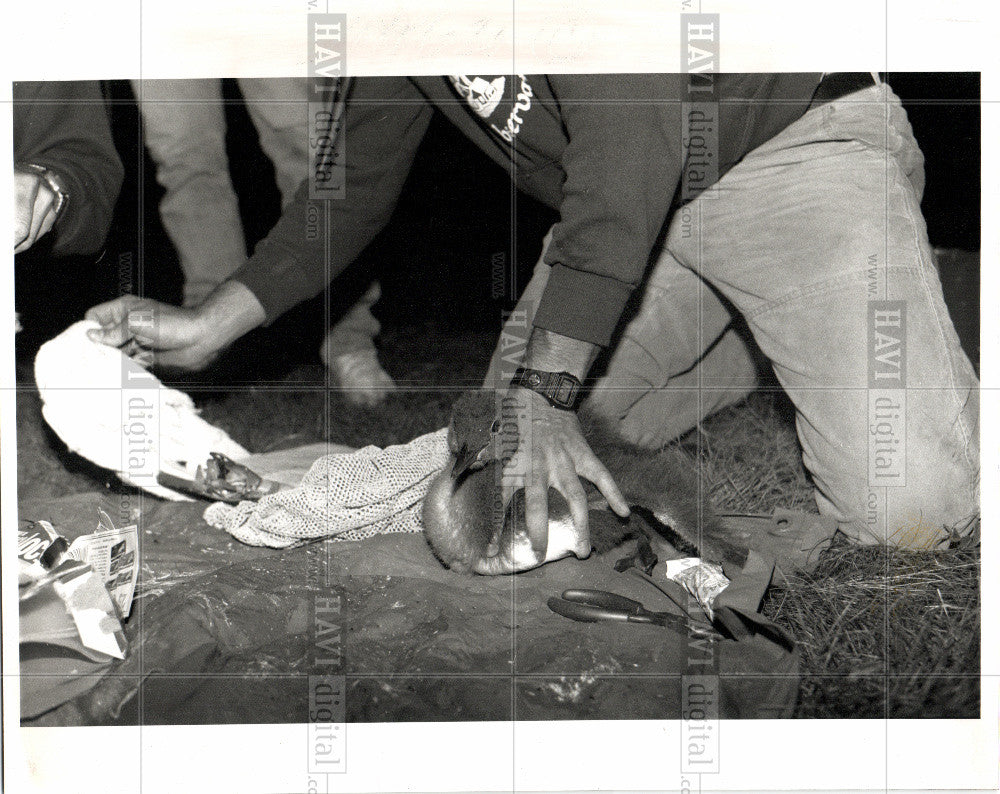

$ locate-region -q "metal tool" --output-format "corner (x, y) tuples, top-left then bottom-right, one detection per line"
(156, 452), (280, 503)
(547, 588), (721, 638)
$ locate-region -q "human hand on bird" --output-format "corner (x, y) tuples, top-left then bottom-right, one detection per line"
(501, 385), (630, 559)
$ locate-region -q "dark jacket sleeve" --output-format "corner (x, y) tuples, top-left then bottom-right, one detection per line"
(531, 74), (686, 347)
(13, 81), (124, 256)
(231, 77), (434, 323)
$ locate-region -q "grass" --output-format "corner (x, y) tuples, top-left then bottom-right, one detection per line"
(16, 321), (980, 718)
(762, 538), (980, 718)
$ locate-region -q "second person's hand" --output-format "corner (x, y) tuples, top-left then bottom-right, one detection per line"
(85, 280), (267, 370)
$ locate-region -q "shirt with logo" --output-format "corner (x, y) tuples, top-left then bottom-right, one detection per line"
(236, 73), (822, 347)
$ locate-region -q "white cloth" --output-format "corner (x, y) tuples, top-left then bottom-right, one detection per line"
(34, 321), (249, 500)
(36, 321), (450, 549)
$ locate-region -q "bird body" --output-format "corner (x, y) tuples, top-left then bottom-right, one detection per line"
(422, 458), (582, 574)
(422, 391), (742, 574)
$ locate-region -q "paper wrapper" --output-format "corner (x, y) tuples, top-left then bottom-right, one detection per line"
(19, 518), (132, 660)
(66, 521), (138, 618)
(664, 557), (731, 621)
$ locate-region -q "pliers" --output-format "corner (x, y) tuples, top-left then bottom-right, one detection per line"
(156, 452), (280, 503)
(548, 588), (722, 639)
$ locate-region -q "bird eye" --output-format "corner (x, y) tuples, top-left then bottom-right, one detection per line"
(490, 419), (500, 433)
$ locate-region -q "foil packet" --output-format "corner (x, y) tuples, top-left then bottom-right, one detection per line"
(664, 557), (731, 622)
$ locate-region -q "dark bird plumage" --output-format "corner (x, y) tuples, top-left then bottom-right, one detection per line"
(422, 391), (745, 574)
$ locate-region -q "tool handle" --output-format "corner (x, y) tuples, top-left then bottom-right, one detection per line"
(547, 597), (631, 624)
(560, 589), (645, 615)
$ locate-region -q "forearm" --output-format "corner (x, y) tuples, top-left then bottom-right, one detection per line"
(509, 326), (632, 542)
(13, 81), (124, 255)
(523, 328), (599, 381)
(196, 280), (266, 348)
(531, 74), (683, 348)
(233, 76), (433, 324)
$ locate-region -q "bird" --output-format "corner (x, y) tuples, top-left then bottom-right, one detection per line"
(422, 390), (747, 575)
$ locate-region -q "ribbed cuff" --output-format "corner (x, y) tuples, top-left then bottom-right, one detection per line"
(231, 243), (321, 326)
(531, 264), (634, 348)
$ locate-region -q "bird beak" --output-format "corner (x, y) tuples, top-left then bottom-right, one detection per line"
(450, 445), (476, 479)
(451, 443), (491, 479)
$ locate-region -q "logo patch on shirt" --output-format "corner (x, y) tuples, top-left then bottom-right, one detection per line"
(450, 74), (535, 144)
(449, 75), (506, 119)
(489, 74), (533, 143)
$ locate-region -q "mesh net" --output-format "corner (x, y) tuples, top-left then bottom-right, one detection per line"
(203, 428), (449, 548)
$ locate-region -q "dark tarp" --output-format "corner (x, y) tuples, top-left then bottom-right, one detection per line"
(20, 491), (800, 725)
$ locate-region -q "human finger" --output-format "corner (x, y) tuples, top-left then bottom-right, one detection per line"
(552, 460), (591, 558)
(85, 296), (143, 345)
(13, 174), (40, 250)
(577, 455), (630, 518)
(24, 185), (56, 248)
(523, 474), (550, 557)
(155, 342), (218, 371)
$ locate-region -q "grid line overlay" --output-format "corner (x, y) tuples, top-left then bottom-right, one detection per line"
(6, 6), (984, 791)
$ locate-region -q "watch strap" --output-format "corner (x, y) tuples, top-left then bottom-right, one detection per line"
(19, 163), (70, 219)
(512, 367), (582, 410)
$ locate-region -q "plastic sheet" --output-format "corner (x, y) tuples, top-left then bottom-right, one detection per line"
(35, 320), (250, 500)
(21, 491), (801, 725)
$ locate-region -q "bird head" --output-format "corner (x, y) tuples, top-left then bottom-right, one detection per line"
(447, 390), (504, 480)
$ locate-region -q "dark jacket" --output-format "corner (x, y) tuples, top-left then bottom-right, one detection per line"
(14, 81), (124, 256)
(234, 73), (822, 347)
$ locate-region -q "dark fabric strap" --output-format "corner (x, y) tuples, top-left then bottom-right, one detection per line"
(512, 367), (582, 410)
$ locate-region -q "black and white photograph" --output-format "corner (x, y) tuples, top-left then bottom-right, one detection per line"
(3, 2), (996, 792)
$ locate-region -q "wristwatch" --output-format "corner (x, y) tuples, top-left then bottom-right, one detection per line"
(511, 367), (583, 411)
(18, 163), (70, 220)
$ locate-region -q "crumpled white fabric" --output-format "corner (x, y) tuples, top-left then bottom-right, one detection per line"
(34, 320), (249, 500)
(35, 321), (451, 548)
(203, 428), (449, 548)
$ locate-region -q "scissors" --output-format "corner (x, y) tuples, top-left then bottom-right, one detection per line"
(547, 589), (722, 639)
